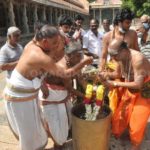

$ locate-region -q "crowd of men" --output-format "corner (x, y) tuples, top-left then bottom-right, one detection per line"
(0, 8), (150, 150)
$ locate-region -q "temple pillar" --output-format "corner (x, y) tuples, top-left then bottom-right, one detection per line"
(55, 8), (58, 24)
(7, 0), (16, 26)
(42, 7), (46, 21)
(63, 9), (66, 15)
(22, 2), (29, 33)
(113, 8), (115, 21)
(47, 8), (51, 23)
(50, 7), (53, 24)
(33, 4), (38, 22)
(99, 9), (102, 26)
(93, 9), (96, 19)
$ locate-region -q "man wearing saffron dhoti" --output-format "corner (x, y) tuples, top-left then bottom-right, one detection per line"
(3, 25), (93, 150)
(99, 39), (150, 150)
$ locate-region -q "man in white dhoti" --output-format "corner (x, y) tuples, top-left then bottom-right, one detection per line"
(39, 40), (85, 150)
(3, 25), (93, 150)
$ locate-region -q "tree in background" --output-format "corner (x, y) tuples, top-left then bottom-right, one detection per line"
(122, 0), (150, 16)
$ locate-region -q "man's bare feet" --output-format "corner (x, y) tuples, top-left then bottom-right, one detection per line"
(129, 144), (140, 150)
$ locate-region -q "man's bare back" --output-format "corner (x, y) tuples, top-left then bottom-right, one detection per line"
(129, 49), (150, 79)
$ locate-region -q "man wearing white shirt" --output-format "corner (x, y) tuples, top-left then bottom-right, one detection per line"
(0, 26), (23, 79)
(83, 19), (103, 59)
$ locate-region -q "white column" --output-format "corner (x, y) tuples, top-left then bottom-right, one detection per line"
(113, 8), (115, 20)
(93, 9), (96, 19)
(99, 9), (102, 26)
(73, 12), (75, 19)
(42, 7), (46, 21)
(71, 11), (74, 18)
(50, 7), (53, 25)
(33, 4), (38, 22)
(55, 8), (58, 24)
(47, 8), (51, 23)
(22, 2), (29, 33)
(59, 9), (62, 16)
(63, 9), (66, 15)
(7, 0), (16, 26)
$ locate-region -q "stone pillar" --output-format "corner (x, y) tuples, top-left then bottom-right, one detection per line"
(33, 4), (38, 22)
(99, 9), (102, 26)
(71, 11), (73, 18)
(50, 7), (53, 25)
(42, 7), (46, 21)
(113, 8), (115, 21)
(65, 9), (67, 15)
(93, 9), (96, 19)
(57, 9), (60, 18)
(73, 12), (75, 19)
(69, 11), (71, 17)
(63, 9), (66, 15)
(22, 2), (29, 33)
(47, 8), (51, 23)
(55, 8), (58, 24)
(7, 0), (16, 26)
(59, 9), (62, 16)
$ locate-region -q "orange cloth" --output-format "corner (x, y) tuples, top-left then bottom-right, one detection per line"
(112, 77), (150, 145)
(106, 60), (122, 113)
(108, 88), (119, 113)
(108, 87), (124, 113)
(108, 86), (124, 113)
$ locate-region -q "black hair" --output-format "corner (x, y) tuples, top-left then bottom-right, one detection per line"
(35, 25), (59, 41)
(113, 8), (135, 25)
(119, 41), (128, 50)
(74, 14), (84, 21)
(58, 15), (73, 26)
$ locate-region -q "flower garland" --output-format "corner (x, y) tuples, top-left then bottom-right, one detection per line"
(84, 83), (105, 121)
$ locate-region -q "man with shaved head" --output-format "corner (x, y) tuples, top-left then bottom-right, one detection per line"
(99, 39), (150, 150)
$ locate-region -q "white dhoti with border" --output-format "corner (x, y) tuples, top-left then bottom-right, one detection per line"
(39, 84), (72, 145)
(3, 69), (48, 150)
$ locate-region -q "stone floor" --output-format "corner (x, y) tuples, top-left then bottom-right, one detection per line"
(0, 72), (150, 150)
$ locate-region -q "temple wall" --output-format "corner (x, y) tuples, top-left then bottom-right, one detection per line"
(0, 0), (89, 46)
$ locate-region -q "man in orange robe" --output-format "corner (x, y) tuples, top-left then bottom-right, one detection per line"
(99, 39), (150, 150)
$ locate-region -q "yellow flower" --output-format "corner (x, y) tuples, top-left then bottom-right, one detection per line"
(85, 83), (93, 99)
(96, 85), (105, 101)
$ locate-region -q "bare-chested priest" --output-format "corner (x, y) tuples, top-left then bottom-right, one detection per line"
(3, 25), (93, 150)
(99, 8), (140, 72)
(99, 39), (150, 150)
